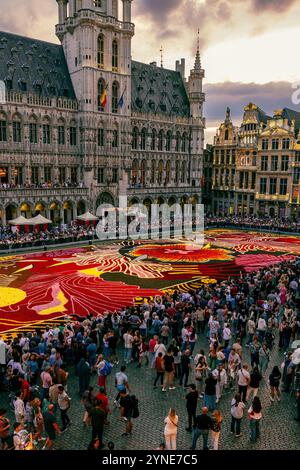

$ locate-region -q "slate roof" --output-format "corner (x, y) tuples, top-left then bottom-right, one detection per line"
(131, 61), (190, 118)
(0, 31), (190, 117)
(282, 107), (300, 133)
(0, 31), (76, 99)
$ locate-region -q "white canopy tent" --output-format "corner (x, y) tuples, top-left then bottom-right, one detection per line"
(8, 216), (33, 226)
(28, 214), (52, 225)
(77, 211), (99, 222)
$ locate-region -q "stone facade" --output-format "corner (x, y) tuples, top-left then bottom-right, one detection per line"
(211, 104), (300, 219)
(0, 0), (205, 225)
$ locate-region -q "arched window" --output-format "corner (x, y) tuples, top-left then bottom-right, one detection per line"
(158, 130), (164, 151)
(97, 78), (105, 112)
(182, 133), (188, 152)
(141, 160), (146, 185)
(158, 160), (163, 184)
(151, 160), (156, 183)
(181, 161), (186, 183)
(175, 161), (180, 183)
(112, 39), (118, 70)
(166, 131), (172, 152)
(132, 159), (138, 184)
(225, 129), (229, 141)
(94, 0), (102, 7)
(151, 129), (156, 150)
(166, 160), (171, 184)
(141, 128), (146, 150)
(175, 132), (181, 152)
(112, 81), (119, 114)
(132, 127), (139, 150)
(97, 34), (104, 68)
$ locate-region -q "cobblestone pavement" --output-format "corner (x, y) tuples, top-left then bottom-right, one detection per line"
(1, 333), (299, 450)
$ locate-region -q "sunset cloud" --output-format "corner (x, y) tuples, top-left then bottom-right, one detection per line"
(0, 0), (299, 138)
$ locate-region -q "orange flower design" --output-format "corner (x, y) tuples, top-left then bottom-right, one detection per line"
(130, 244), (233, 263)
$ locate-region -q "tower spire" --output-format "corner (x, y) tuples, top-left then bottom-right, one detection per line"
(194, 29), (201, 72)
(160, 45), (163, 68)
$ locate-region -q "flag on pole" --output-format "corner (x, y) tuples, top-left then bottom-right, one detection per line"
(100, 83), (108, 108)
(118, 86), (126, 109)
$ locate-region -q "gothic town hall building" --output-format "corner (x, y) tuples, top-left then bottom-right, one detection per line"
(0, 0), (205, 225)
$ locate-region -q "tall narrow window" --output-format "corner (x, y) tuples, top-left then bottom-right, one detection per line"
(112, 129), (119, 148)
(58, 125), (65, 145)
(175, 161), (180, 183)
(70, 126), (77, 146)
(132, 127), (138, 150)
(98, 128), (105, 147)
(29, 122), (37, 144)
(158, 160), (163, 184)
(13, 120), (22, 143)
(132, 160), (138, 184)
(0, 120), (7, 142)
(166, 160), (171, 183)
(151, 129), (156, 150)
(270, 178), (277, 195)
(141, 128), (146, 150)
(97, 167), (105, 184)
(31, 167), (39, 185)
(175, 132), (180, 152)
(97, 79), (105, 112)
(166, 131), (172, 152)
(181, 161), (186, 183)
(112, 81), (119, 114)
(158, 130), (164, 151)
(43, 124), (51, 144)
(151, 160), (155, 183)
(141, 160), (146, 185)
(97, 34), (104, 68)
(112, 39), (118, 70)
(182, 133), (187, 152)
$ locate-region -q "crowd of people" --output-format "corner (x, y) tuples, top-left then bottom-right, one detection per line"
(205, 215), (300, 233)
(0, 256), (300, 451)
(0, 224), (97, 250)
(1, 213), (300, 251)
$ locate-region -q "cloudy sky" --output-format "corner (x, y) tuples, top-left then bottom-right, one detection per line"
(1, 0), (300, 141)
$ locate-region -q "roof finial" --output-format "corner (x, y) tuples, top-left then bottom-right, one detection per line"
(194, 29), (201, 72)
(160, 45), (163, 68)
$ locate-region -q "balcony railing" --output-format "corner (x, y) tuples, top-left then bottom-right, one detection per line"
(0, 187), (88, 199)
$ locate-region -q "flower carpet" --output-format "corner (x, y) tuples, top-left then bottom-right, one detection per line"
(0, 229), (299, 336)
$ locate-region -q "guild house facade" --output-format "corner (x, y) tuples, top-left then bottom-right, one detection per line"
(0, 0), (205, 225)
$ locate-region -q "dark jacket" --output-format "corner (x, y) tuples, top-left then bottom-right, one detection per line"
(194, 414), (212, 430)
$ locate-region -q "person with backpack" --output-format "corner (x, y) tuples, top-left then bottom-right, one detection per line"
(96, 354), (113, 393)
(57, 385), (71, 431)
(119, 391), (139, 437)
(164, 408), (178, 450)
